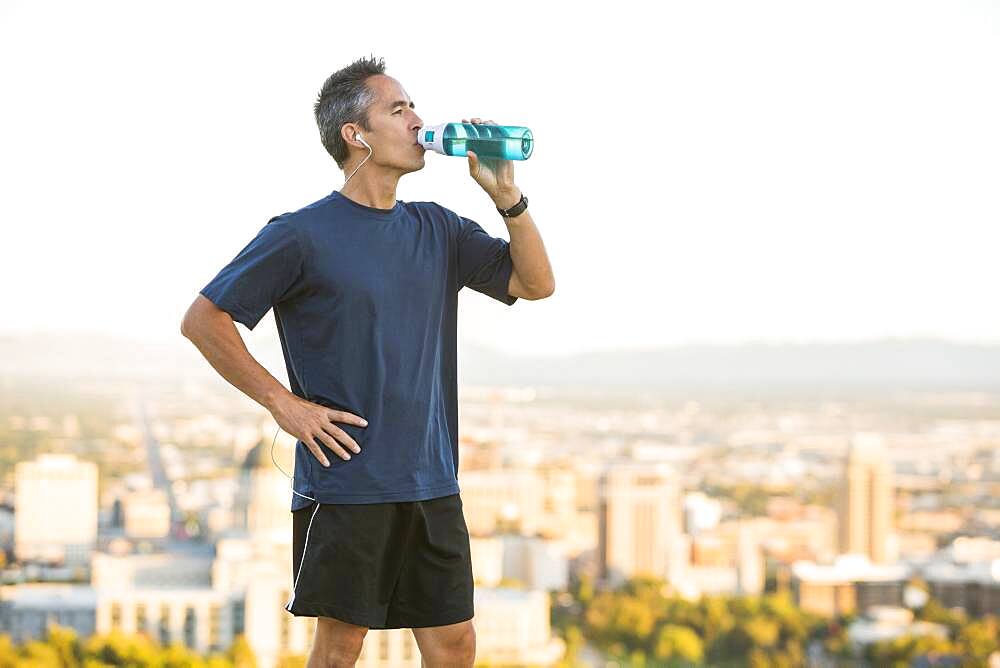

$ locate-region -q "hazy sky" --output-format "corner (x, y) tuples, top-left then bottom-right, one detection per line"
(1, 0), (997, 357)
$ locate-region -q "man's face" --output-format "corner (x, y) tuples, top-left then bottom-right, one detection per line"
(360, 74), (426, 173)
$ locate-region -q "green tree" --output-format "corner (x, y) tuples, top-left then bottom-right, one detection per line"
(956, 616), (1000, 659)
(44, 624), (83, 668)
(653, 624), (703, 664)
(161, 641), (207, 667)
(18, 640), (62, 668)
(576, 573), (595, 605)
(740, 617), (781, 650)
(82, 630), (159, 666)
(761, 593), (810, 644)
(276, 654), (307, 668)
(584, 591), (656, 648)
(557, 624), (583, 667)
(866, 633), (955, 666)
(916, 597), (966, 634)
(613, 596), (657, 646)
(700, 596), (734, 636)
(227, 635), (257, 668)
(0, 635), (18, 668)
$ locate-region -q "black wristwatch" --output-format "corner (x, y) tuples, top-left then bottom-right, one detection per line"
(496, 192), (528, 218)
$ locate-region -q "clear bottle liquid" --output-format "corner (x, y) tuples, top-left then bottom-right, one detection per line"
(417, 123), (534, 160)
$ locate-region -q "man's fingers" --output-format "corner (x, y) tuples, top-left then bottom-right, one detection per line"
(321, 423), (361, 455)
(313, 428), (354, 461)
(304, 436), (331, 467)
(329, 410), (367, 427)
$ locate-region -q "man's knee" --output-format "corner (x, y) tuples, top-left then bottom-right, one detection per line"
(310, 616), (368, 667)
(416, 622), (476, 666)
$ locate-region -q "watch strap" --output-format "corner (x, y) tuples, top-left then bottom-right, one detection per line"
(496, 193), (528, 218)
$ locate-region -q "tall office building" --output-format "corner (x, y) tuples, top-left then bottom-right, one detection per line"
(14, 453), (98, 565)
(598, 462), (683, 588)
(837, 433), (894, 564)
(459, 469), (544, 536)
(235, 436), (293, 540)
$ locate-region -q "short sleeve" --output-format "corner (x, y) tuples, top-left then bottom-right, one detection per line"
(199, 216), (305, 330)
(455, 215), (518, 305)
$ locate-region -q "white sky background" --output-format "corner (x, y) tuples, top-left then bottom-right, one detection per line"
(1, 0), (998, 358)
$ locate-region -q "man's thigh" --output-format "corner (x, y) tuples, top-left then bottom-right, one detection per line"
(385, 494), (475, 628)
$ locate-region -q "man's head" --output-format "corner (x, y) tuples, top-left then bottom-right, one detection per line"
(314, 56), (425, 176)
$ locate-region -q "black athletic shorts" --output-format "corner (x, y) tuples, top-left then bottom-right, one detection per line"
(284, 492), (475, 629)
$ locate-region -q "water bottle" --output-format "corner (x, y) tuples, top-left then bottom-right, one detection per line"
(417, 123), (533, 160)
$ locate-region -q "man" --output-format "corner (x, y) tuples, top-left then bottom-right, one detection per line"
(180, 55), (554, 668)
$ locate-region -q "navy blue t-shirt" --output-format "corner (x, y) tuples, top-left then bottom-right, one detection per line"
(199, 190), (518, 510)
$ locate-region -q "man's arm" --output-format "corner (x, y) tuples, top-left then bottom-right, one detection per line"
(180, 294), (291, 411)
(180, 294), (365, 466)
(460, 117), (555, 301)
(492, 188), (555, 300)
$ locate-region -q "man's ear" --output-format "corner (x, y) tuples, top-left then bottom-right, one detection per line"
(341, 124), (363, 148)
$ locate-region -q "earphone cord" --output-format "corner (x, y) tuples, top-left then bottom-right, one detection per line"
(342, 142), (373, 187)
(275, 138), (370, 503)
(271, 425), (316, 502)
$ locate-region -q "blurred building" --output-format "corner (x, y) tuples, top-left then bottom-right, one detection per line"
(0, 584), (96, 642)
(470, 534), (568, 591)
(356, 628), (421, 666)
(740, 508), (838, 564)
(837, 433), (895, 564)
(683, 492), (722, 535)
(536, 461), (578, 539)
(920, 538), (1000, 617)
(14, 453), (98, 565)
(471, 588), (565, 666)
(1, 438), (313, 668)
(121, 489), (171, 540)
(0, 432), (567, 667)
(234, 439), (293, 540)
(846, 606), (947, 652)
(470, 536), (505, 586)
(459, 469), (544, 536)
(501, 535), (567, 591)
(357, 587), (566, 666)
(597, 462), (683, 588)
(790, 554), (910, 616)
(674, 523), (764, 599)
(94, 551), (232, 651)
(923, 558), (1000, 617)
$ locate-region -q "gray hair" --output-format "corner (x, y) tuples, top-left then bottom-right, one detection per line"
(314, 55), (386, 170)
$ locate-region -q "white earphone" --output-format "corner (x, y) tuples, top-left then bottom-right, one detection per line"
(343, 131), (373, 186)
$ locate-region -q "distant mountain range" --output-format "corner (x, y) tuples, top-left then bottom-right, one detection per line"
(459, 338), (1000, 391)
(1, 332), (998, 391)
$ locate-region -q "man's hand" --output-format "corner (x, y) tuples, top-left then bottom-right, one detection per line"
(269, 393), (367, 467)
(463, 117), (520, 208)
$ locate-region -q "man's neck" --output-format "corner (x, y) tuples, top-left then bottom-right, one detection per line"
(339, 169), (401, 210)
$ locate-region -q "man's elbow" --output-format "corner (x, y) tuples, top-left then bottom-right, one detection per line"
(528, 280), (555, 300)
(180, 310), (197, 339)
(181, 294), (224, 338)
